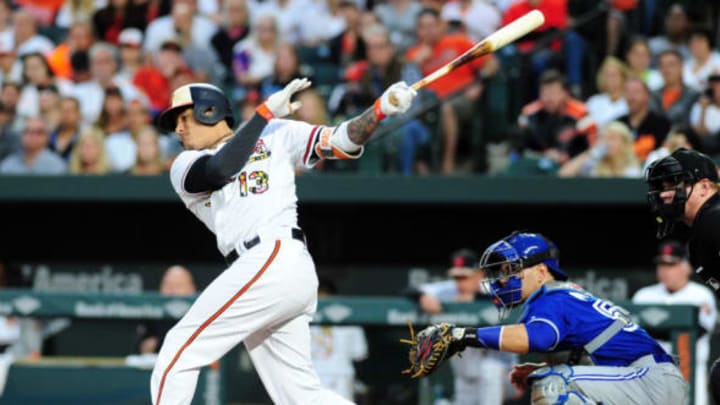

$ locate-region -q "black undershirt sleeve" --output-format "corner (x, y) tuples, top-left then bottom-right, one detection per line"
(183, 113), (269, 193)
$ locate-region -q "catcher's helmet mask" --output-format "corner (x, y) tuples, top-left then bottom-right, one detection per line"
(157, 84), (235, 133)
(480, 231), (564, 320)
(645, 148), (717, 238)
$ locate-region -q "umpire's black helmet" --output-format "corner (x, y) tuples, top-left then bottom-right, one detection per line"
(645, 148), (718, 238)
(157, 83), (235, 133)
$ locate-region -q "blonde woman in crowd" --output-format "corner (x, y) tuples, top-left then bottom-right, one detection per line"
(559, 121), (641, 178)
(585, 56), (629, 129)
(69, 127), (109, 175)
(129, 126), (166, 176)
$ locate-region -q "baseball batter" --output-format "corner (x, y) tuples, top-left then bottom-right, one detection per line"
(426, 231), (688, 405)
(149, 77), (416, 404)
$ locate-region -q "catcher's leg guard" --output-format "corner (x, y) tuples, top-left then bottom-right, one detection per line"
(528, 365), (596, 405)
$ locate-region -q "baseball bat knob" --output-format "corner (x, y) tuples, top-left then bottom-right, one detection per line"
(388, 92), (399, 107)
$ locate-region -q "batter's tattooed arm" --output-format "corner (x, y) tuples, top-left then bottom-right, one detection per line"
(347, 107), (381, 145)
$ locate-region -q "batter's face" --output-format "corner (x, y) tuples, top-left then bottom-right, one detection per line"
(174, 108), (219, 150)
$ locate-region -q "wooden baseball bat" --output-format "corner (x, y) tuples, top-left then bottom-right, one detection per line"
(390, 10), (545, 105)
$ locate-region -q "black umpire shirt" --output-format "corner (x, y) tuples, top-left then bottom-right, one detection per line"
(689, 193), (720, 294)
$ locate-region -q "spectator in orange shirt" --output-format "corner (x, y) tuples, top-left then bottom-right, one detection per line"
(502, 0), (567, 100)
(47, 21), (95, 81)
(405, 8), (497, 174)
(618, 77), (671, 162)
(515, 70), (595, 166)
(651, 49), (699, 127)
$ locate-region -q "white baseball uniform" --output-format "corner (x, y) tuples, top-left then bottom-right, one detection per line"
(310, 325), (368, 400)
(150, 118), (358, 405)
(632, 281), (717, 405)
(419, 281), (516, 405)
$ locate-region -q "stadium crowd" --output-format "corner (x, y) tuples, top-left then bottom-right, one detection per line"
(0, 0), (716, 176)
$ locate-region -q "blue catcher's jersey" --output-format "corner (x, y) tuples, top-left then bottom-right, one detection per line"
(519, 284), (673, 367)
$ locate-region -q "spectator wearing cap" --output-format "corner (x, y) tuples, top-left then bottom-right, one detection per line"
(690, 73), (720, 154)
(416, 248), (517, 405)
(116, 28), (145, 83)
(0, 116), (65, 174)
(632, 240), (717, 405)
(116, 29), (169, 113)
(417, 249), (483, 314)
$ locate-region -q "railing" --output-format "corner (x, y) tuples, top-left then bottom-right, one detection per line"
(0, 290), (698, 404)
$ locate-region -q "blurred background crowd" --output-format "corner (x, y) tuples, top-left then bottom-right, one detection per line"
(0, 0), (717, 176)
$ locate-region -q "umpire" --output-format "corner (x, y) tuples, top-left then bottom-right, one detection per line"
(645, 148), (720, 403)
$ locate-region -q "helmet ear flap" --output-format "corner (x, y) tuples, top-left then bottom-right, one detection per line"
(191, 88), (235, 128)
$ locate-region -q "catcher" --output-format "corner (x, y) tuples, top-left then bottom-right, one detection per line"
(402, 231), (688, 405)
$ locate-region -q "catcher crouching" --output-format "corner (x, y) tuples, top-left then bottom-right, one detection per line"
(402, 231), (688, 405)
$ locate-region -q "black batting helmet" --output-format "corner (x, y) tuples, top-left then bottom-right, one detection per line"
(157, 83), (235, 133)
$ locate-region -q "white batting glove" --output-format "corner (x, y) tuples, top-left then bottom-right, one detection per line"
(375, 81), (417, 120)
(259, 77), (312, 119)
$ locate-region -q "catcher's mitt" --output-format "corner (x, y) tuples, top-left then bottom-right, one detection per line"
(400, 321), (464, 378)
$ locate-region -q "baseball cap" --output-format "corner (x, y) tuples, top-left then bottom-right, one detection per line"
(447, 249), (478, 277)
(670, 148), (719, 182)
(654, 240), (687, 264)
(118, 28), (143, 47)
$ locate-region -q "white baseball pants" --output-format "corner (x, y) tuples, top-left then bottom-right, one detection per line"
(150, 238), (354, 405)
